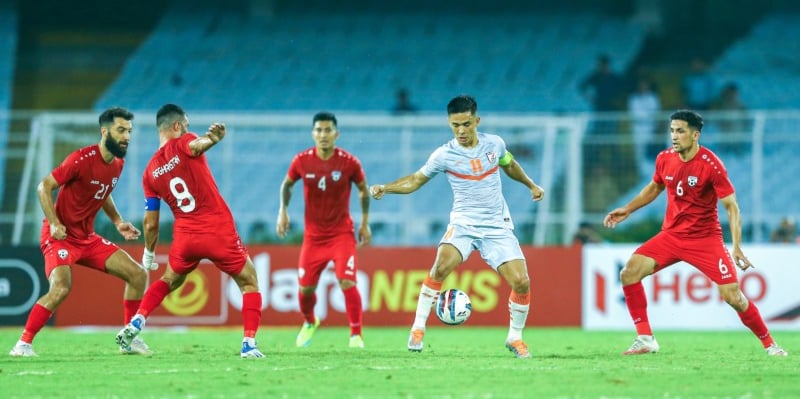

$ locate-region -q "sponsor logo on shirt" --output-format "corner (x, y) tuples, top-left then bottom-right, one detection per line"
(688, 176), (698, 187)
(665, 176), (674, 181)
(305, 174), (315, 179)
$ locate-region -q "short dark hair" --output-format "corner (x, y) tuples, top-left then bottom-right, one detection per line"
(670, 110), (704, 132)
(447, 95), (478, 115)
(156, 103), (186, 129)
(312, 111), (337, 127)
(98, 107), (133, 127)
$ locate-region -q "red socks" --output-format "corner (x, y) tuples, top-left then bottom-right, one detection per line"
(343, 286), (363, 336)
(738, 301), (774, 348)
(242, 292), (262, 339)
(123, 299), (141, 324)
(298, 290), (317, 324)
(622, 282), (652, 336)
(20, 303), (53, 344)
(138, 279), (172, 318)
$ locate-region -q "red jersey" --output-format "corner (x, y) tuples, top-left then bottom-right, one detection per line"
(143, 133), (236, 233)
(653, 146), (735, 238)
(287, 147), (365, 237)
(46, 144), (124, 239)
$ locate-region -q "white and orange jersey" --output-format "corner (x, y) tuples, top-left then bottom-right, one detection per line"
(420, 132), (512, 229)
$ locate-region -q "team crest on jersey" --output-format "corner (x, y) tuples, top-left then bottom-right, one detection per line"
(486, 151), (496, 164)
(688, 176), (698, 187)
(332, 171), (341, 181)
(58, 249), (68, 260)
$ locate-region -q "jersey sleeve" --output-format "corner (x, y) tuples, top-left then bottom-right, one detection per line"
(142, 169), (160, 199)
(419, 146), (447, 177)
(652, 152), (665, 185)
(50, 150), (83, 186)
(287, 154), (302, 181)
(710, 160), (735, 199)
(350, 154), (366, 184)
(177, 133), (198, 157)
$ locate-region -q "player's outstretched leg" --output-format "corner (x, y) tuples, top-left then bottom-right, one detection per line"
(407, 276), (441, 352)
(623, 335), (659, 355)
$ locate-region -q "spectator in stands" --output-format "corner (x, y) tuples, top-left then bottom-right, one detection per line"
(681, 57), (717, 111)
(770, 217), (797, 243)
(628, 77), (662, 177)
(711, 81), (748, 155)
(572, 222), (604, 245)
(578, 54), (626, 114)
(392, 88), (418, 114)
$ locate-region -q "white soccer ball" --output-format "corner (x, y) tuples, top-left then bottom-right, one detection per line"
(435, 289), (472, 325)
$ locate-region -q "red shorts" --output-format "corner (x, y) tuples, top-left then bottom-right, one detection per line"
(40, 230), (120, 278)
(298, 233), (358, 287)
(635, 231), (738, 284)
(169, 229), (249, 275)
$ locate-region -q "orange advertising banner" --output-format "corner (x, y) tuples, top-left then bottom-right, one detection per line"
(55, 245), (581, 327)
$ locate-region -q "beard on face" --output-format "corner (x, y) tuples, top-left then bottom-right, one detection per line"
(105, 134), (128, 158)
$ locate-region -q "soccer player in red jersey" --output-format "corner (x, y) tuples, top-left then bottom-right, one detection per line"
(276, 111), (371, 348)
(115, 104), (265, 358)
(9, 107), (151, 357)
(605, 110), (787, 356)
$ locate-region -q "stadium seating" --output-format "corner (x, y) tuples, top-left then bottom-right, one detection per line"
(96, 10), (644, 113)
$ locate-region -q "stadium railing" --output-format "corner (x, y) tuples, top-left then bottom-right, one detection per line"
(2, 110), (799, 247)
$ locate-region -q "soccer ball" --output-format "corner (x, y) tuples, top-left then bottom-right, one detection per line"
(435, 289), (472, 325)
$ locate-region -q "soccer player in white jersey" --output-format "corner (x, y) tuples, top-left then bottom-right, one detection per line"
(370, 94), (545, 358)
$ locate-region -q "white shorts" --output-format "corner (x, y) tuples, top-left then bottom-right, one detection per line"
(439, 224), (525, 270)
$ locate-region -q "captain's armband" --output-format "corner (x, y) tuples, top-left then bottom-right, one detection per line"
(144, 197), (161, 211)
(498, 151), (514, 166)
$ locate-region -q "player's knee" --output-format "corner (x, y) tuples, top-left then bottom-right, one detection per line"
(620, 261), (645, 284)
(127, 267), (148, 289)
(47, 283), (71, 302)
(510, 275), (530, 293)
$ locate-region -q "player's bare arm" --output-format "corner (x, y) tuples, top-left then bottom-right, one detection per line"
(356, 179), (372, 247)
(142, 210), (160, 252)
(721, 193), (753, 271)
(140, 209), (161, 270)
(102, 195), (141, 241)
(37, 174), (66, 240)
(501, 159), (544, 201)
(189, 122), (226, 156)
(370, 171), (430, 199)
(604, 181), (665, 228)
(276, 176), (296, 238)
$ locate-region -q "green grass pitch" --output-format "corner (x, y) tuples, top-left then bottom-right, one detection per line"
(1, 326), (797, 398)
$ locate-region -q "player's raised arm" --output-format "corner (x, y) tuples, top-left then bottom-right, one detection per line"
(189, 122), (226, 156)
(604, 180), (664, 229)
(370, 171), (430, 199)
